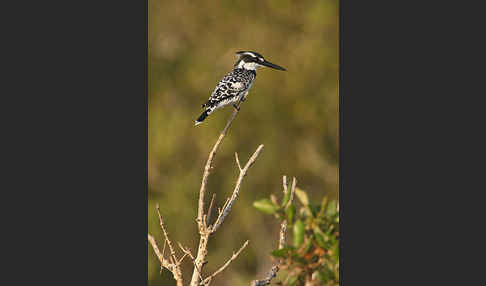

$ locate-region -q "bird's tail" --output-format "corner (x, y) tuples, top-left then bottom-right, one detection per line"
(195, 109), (212, 126)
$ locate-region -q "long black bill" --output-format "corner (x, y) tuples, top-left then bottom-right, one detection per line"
(261, 60), (286, 71)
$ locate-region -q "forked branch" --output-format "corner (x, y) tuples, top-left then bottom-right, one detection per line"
(202, 240), (249, 285)
(150, 98), (268, 286)
(211, 144), (264, 233)
(148, 206), (184, 286)
(197, 101), (243, 232)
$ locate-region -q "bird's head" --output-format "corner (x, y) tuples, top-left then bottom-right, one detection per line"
(234, 51), (286, 71)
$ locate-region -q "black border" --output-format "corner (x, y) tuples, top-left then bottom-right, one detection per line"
(8, 0), (149, 283)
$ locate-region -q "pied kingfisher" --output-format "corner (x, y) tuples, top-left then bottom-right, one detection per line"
(195, 51), (286, 126)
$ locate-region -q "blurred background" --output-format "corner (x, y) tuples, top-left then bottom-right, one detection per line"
(149, 0), (338, 285)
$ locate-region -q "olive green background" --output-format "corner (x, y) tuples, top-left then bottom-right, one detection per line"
(149, 0), (338, 285)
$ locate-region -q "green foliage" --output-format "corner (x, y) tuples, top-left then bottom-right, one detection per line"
(253, 198), (280, 215)
(293, 220), (305, 248)
(254, 186), (339, 286)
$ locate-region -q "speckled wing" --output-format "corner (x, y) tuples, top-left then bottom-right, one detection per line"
(203, 69), (253, 109)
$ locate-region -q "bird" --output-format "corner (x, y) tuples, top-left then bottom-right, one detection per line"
(195, 51), (286, 126)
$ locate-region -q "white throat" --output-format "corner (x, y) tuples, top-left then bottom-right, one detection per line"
(237, 61), (260, 70)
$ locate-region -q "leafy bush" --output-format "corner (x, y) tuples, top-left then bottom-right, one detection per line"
(254, 186), (339, 286)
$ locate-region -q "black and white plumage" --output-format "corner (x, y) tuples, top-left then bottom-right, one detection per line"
(195, 51), (286, 126)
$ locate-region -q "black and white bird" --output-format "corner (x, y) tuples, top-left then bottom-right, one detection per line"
(195, 51), (286, 126)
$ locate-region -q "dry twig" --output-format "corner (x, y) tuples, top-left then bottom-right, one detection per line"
(197, 101), (243, 231)
(202, 240), (249, 285)
(157, 204), (179, 268)
(211, 145), (264, 233)
(206, 193), (216, 226)
(148, 216), (184, 286)
(250, 222), (287, 286)
(250, 176), (297, 286)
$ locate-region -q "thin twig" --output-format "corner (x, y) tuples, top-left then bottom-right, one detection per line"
(148, 234), (184, 286)
(178, 242), (194, 260)
(211, 144), (264, 233)
(162, 239), (167, 258)
(251, 266), (280, 286)
(148, 234), (170, 269)
(177, 253), (188, 265)
(279, 221), (287, 249)
(202, 240), (250, 285)
(206, 193), (216, 226)
(197, 102), (242, 232)
(156, 205), (183, 286)
(286, 177), (297, 210)
(235, 152), (242, 171)
(156, 204), (178, 266)
(179, 243), (205, 283)
(282, 175), (288, 195)
(250, 224), (286, 286)
(251, 180), (293, 286)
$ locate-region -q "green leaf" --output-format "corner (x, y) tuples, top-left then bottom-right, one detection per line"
(332, 243), (339, 262)
(313, 226), (332, 249)
(293, 256), (307, 264)
(293, 219), (305, 247)
(271, 246), (293, 258)
(304, 235), (314, 253)
(318, 265), (335, 283)
(326, 200), (337, 216)
(286, 275), (298, 286)
(253, 199), (278, 215)
(318, 196), (328, 218)
(281, 188), (291, 207)
(317, 269), (328, 283)
(286, 204), (296, 224)
(295, 187), (309, 206)
(315, 232), (326, 248)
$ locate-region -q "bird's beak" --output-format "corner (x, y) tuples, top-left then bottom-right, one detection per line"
(261, 60), (286, 71)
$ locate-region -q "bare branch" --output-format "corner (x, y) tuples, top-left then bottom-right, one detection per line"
(156, 204), (178, 265)
(282, 175), (288, 195)
(211, 144), (264, 233)
(148, 234), (170, 270)
(251, 189), (290, 286)
(206, 193), (216, 226)
(148, 234), (183, 286)
(203, 240), (249, 285)
(156, 205), (183, 286)
(279, 221), (287, 249)
(250, 266), (280, 286)
(290, 177), (297, 197)
(197, 102), (243, 232)
(177, 242), (194, 260)
(162, 238), (167, 258)
(179, 243), (205, 283)
(177, 253), (188, 266)
(286, 177), (297, 210)
(235, 152), (242, 171)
